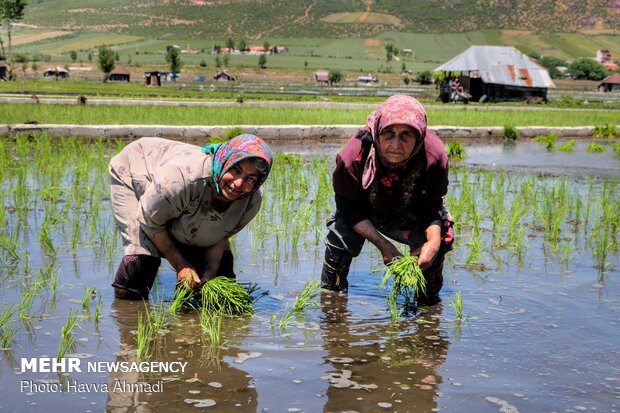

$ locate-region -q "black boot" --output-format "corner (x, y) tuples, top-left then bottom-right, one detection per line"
(320, 247), (352, 293)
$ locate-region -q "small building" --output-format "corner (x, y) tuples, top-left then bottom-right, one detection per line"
(596, 49), (612, 64)
(0, 62), (7, 80)
(213, 71), (236, 82)
(109, 67), (130, 82)
(434, 45), (555, 103)
(314, 70), (330, 86)
(43, 66), (70, 79)
(599, 73), (620, 93)
(144, 71), (163, 86)
(357, 74), (378, 84)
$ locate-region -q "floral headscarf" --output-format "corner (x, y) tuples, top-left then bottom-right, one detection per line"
(361, 95), (428, 189)
(202, 134), (273, 197)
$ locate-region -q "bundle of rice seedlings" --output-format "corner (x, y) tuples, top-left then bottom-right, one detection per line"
(200, 276), (254, 316)
(381, 255), (427, 304)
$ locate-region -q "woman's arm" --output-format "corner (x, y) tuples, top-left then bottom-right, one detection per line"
(416, 224), (441, 270)
(148, 229), (200, 285)
(353, 219), (402, 265)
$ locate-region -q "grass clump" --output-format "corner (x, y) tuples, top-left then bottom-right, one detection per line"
(200, 276), (254, 317)
(534, 133), (557, 150)
(586, 142), (606, 153)
(593, 124), (617, 139)
(556, 139), (576, 152)
(502, 125), (518, 141)
(445, 140), (465, 160)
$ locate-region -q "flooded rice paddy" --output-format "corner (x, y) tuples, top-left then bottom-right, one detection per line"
(0, 135), (618, 413)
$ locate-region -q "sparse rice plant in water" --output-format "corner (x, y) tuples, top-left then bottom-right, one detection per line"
(587, 142), (606, 153)
(57, 309), (79, 360)
(450, 291), (463, 320)
(534, 133), (557, 150)
(502, 125), (518, 141)
(557, 139), (576, 152)
(445, 141), (465, 160)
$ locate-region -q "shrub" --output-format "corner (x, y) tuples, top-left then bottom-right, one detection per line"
(503, 125), (518, 141)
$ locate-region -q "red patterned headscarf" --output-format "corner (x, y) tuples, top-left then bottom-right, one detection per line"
(202, 134), (273, 197)
(361, 95), (428, 189)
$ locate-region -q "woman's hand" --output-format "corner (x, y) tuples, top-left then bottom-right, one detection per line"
(378, 239), (403, 265)
(177, 266), (200, 287)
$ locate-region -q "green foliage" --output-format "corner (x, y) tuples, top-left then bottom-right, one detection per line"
(328, 68), (343, 85)
(556, 139), (576, 152)
(69, 50), (77, 62)
(200, 276), (254, 316)
(503, 125), (518, 141)
(534, 133), (557, 150)
(416, 70), (433, 85)
(445, 140), (465, 160)
(568, 58), (609, 80)
(165, 47), (182, 80)
(586, 142), (606, 153)
(381, 255), (427, 312)
(613, 142), (620, 157)
(449, 291), (463, 320)
(258, 53), (267, 69)
(593, 124), (617, 139)
(97, 44), (115, 81)
(384, 42), (396, 62)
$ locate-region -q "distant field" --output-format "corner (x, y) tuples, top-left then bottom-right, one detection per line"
(12, 30), (73, 46)
(322, 12), (401, 25)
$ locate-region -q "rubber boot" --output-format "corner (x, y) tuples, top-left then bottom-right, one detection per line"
(320, 247), (353, 293)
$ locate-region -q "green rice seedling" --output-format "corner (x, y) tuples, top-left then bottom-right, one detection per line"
(502, 125), (518, 141)
(557, 139), (576, 152)
(81, 287), (96, 310)
(200, 303), (223, 346)
(381, 255), (427, 306)
(593, 123), (617, 139)
(445, 140), (465, 160)
(39, 222), (55, 256)
(18, 292), (35, 320)
(57, 309), (79, 359)
(613, 142), (620, 157)
(386, 290), (403, 323)
(136, 310), (154, 360)
(534, 133), (557, 150)
(0, 305), (16, 348)
(450, 291), (463, 320)
(167, 284), (194, 317)
(274, 279), (320, 329)
(94, 296), (103, 324)
(586, 142), (606, 153)
(200, 277), (254, 317)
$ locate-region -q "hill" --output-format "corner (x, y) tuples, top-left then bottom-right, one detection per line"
(22, 0), (620, 39)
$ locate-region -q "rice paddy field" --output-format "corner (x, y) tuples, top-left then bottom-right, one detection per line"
(0, 134), (618, 412)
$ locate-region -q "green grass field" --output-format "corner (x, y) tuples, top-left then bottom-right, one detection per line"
(2, 103), (618, 128)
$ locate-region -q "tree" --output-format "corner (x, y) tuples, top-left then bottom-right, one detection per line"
(225, 38), (234, 51)
(258, 53), (267, 69)
(215, 55), (221, 67)
(97, 44), (115, 82)
(238, 39), (246, 54)
(539, 56), (567, 79)
(416, 70), (433, 85)
(87, 51), (92, 63)
(385, 43), (395, 62)
(69, 50), (77, 62)
(0, 0), (28, 80)
(328, 68), (343, 86)
(165, 47), (182, 81)
(568, 58), (608, 80)
(222, 53), (229, 66)
(263, 40), (270, 54)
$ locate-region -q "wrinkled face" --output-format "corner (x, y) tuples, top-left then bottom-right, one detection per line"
(378, 124), (419, 164)
(219, 158), (261, 201)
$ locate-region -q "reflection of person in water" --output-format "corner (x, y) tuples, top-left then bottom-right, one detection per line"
(106, 300), (258, 412)
(319, 292), (450, 412)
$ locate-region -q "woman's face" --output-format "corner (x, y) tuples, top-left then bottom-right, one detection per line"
(378, 124), (419, 164)
(219, 159), (261, 201)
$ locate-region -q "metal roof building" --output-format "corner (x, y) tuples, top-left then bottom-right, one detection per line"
(434, 46), (555, 103)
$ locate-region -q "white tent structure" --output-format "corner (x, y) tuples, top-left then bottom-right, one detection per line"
(434, 46), (555, 103)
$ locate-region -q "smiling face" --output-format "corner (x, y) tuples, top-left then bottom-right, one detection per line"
(218, 158), (261, 201)
(378, 123), (419, 165)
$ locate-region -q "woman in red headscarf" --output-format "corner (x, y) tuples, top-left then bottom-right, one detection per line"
(321, 95), (454, 304)
(109, 134), (273, 299)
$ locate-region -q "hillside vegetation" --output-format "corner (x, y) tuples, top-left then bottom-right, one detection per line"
(22, 0), (619, 39)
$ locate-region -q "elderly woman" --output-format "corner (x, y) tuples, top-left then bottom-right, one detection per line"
(321, 95), (454, 304)
(109, 134), (273, 299)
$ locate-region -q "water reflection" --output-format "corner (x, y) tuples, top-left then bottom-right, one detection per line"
(319, 292), (449, 412)
(106, 299), (258, 412)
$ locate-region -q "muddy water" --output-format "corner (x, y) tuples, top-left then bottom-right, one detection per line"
(0, 138), (618, 413)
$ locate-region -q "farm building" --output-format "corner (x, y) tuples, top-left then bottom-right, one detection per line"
(434, 46), (555, 103)
(314, 70), (330, 86)
(599, 73), (620, 92)
(213, 71), (236, 82)
(0, 62), (7, 80)
(144, 71), (163, 86)
(43, 66), (70, 79)
(109, 67), (130, 82)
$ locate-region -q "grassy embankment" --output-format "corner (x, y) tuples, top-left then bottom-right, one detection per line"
(2, 103), (619, 127)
